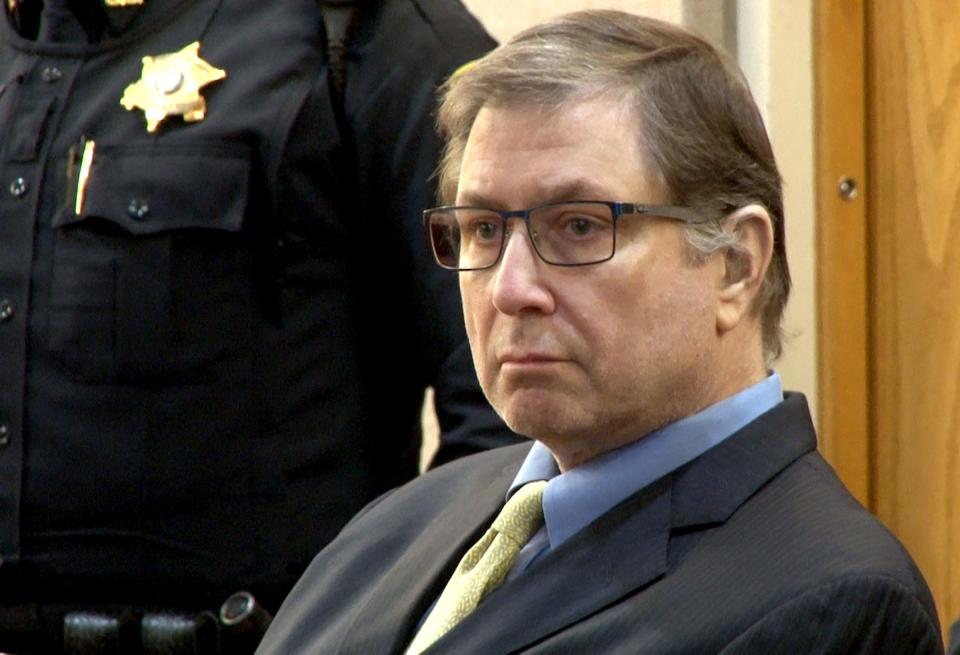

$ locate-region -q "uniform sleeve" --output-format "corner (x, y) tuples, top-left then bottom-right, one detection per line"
(340, 0), (522, 466)
(719, 576), (945, 654)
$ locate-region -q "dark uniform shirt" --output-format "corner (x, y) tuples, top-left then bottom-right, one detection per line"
(0, 0), (512, 614)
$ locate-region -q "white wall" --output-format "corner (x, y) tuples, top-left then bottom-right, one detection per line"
(735, 0), (817, 420)
(466, 0), (686, 41)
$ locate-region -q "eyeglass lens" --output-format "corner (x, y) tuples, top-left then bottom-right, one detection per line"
(428, 202), (617, 270)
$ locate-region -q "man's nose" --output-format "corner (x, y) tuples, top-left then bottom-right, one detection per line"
(490, 220), (556, 316)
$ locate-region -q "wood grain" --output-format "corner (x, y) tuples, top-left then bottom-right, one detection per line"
(868, 0), (960, 629)
(814, 2), (870, 505)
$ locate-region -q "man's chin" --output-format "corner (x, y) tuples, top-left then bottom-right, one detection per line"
(496, 390), (591, 442)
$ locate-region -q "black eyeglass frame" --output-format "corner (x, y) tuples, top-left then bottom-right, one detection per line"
(423, 200), (708, 271)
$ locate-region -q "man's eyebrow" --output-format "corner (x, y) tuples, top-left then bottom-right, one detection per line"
(454, 191), (501, 208)
(456, 180), (613, 209)
(540, 180), (613, 202)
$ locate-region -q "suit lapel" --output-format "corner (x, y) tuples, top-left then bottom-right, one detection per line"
(434, 477), (673, 654)
(431, 393), (817, 654)
(340, 451), (527, 655)
(671, 392), (815, 529)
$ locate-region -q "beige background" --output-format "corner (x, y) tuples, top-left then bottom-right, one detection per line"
(424, 0), (816, 466)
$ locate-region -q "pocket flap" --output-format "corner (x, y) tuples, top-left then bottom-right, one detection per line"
(54, 144), (251, 235)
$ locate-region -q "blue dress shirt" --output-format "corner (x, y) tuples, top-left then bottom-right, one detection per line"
(505, 373), (784, 579)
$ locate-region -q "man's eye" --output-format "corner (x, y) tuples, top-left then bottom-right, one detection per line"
(474, 221), (500, 241)
(565, 216), (601, 236)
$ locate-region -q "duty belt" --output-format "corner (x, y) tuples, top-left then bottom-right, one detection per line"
(1, 591), (271, 655)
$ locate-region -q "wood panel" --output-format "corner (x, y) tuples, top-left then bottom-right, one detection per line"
(813, 2), (870, 506)
(868, 0), (960, 628)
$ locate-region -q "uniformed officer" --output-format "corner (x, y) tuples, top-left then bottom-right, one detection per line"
(0, 0), (516, 651)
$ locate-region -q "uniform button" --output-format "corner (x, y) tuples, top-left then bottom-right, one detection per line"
(127, 199), (150, 220)
(0, 425), (10, 449)
(9, 177), (27, 198)
(41, 66), (63, 82)
(0, 299), (13, 322)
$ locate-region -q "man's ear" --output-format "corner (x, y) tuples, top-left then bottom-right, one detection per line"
(716, 204), (774, 334)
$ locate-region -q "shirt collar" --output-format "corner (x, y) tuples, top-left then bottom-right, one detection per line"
(507, 373), (784, 549)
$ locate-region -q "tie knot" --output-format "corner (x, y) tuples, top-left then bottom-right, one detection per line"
(492, 480), (547, 545)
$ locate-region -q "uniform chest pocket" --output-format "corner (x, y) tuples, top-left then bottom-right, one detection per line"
(47, 143), (256, 384)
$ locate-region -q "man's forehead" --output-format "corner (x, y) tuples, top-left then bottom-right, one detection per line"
(456, 178), (616, 209)
(466, 100), (635, 149)
(456, 100), (661, 207)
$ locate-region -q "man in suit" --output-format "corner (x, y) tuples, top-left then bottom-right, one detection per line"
(257, 10), (944, 654)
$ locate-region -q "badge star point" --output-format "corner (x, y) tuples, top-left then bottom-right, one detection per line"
(120, 41), (226, 133)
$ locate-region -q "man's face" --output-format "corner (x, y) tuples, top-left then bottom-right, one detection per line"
(457, 100), (729, 470)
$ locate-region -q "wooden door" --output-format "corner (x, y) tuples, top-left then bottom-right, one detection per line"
(817, 0), (960, 631)
(868, 0), (960, 630)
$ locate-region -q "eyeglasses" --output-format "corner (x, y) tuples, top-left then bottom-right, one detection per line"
(424, 200), (706, 271)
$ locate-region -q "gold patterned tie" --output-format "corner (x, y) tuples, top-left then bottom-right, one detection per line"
(406, 480), (548, 655)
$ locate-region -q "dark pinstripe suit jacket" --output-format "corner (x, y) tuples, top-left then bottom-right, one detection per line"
(257, 394), (944, 654)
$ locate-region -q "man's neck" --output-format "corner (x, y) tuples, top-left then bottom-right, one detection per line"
(548, 367), (770, 473)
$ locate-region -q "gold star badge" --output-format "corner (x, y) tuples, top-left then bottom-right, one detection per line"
(121, 41), (226, 133)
